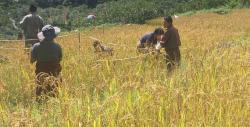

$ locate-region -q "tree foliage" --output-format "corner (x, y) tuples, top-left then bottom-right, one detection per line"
(0, 0), (249, 39)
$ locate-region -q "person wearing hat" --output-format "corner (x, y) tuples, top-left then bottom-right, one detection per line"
(20, 5), (44, 49)
(137, 27), (165, 52)
(30, 25), (62, 98)
(161, 16), (181, 71)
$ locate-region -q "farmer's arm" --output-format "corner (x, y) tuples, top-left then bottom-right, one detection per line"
(20, 16), (27, 30)
(58, 45), (62, 62)
(30, 45), (38, 64)
(38, 16), (44, 31)
(176, 29), (181, 46)
(161, 30), (171, 47)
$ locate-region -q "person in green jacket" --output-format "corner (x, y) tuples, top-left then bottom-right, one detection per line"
(20, 5), (44, 49)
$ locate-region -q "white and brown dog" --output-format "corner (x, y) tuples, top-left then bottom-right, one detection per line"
(0, 55), (9, 63)
(93, 40), (113, 56)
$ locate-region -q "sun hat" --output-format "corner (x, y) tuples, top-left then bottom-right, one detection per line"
(37, 25), (60, 41)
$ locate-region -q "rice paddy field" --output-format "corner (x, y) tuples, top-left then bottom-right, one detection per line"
(0, 9), (250, 127)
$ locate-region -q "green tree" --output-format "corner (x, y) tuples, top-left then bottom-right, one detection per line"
(85, 0), (97, 8)
(63, 0), (72, 6)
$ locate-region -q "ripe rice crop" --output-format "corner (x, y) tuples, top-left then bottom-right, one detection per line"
(0, 9), (249, 127)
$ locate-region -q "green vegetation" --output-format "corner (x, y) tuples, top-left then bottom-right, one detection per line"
(0, 0), (249, 39)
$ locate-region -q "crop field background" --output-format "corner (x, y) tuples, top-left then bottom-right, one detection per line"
(0, 9), (249, 126)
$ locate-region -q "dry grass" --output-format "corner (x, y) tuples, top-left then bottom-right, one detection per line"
(0, 9), (250, 127)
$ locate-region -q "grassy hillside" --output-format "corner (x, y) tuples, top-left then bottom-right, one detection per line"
(0, 9), (250, 126)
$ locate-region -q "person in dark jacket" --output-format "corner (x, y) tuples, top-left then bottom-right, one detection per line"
(137, 27), (164, 50)
(161, 16), (181, 71)
(30, 25), (62, 99)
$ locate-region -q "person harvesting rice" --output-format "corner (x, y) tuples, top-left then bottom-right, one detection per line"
(30, 25), (62, 101)
(137, 27), (164, 52)
(161, 16), (181, 71)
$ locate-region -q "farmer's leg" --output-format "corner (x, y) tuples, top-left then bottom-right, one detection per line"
(173, 47), (181, 66)
(137, 41), (145, 49)
(35, 82), (43, 96)
(25, 40), (38, 54)
(35, 71), (46, 102)
(36, 62), (62, 98)
(35, 62), (49, 100)
(137, 42), (148, 53)
(45, 63), (62, 97)
(166, 49), (175, 71)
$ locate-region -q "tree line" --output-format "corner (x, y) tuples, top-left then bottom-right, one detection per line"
(0, 0), (249, 39)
